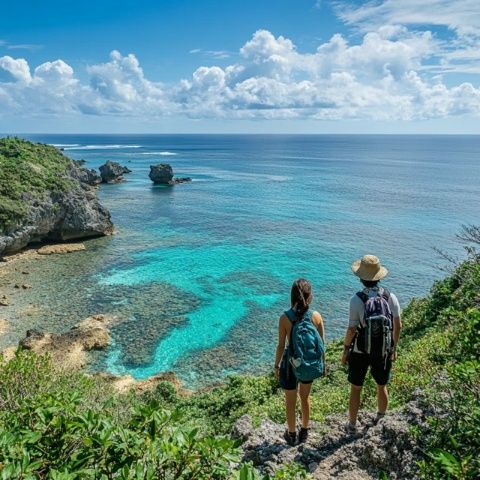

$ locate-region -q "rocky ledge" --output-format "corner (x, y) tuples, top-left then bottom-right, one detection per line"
(149, 163), (192, 185)
(233, 391), (431, 479)
(0, 138), (114, 255)
(1, 314), (188, 395)
(99, 160), (132, 183)
(1, 314), (112, 370)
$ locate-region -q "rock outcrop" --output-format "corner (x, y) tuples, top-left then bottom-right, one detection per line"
(99, 160), (131, 183)
(149, 164), (192, 185)
(15, 314), (111, 370)
(0, 139), (114, 255)
(72, 160), (102, 185)
(96, 371), (190, 396)
(37, 243), (86, 255)
(233, 392), (431, 479)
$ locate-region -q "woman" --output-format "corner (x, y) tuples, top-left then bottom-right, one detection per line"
(274, 278), (326, 446)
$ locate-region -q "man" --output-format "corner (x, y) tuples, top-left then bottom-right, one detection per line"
(341, 255), (402, 433)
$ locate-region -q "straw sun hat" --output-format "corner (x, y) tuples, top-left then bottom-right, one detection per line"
(351, 255), (388, 281)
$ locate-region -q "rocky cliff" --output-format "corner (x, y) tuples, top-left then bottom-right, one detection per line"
(0, 137), (113, 255)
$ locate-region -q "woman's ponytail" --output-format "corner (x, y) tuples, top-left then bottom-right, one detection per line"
(291, 278), (313, 320)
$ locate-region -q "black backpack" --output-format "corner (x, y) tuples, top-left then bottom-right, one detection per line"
(356, 288), (394, 358)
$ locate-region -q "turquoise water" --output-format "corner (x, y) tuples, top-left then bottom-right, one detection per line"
(17, 134), (480, 387)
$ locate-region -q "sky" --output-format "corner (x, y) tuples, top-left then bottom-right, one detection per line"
(1, 0), (480, 133)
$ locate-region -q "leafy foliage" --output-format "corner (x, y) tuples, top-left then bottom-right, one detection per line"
(0, 352), (306, 479)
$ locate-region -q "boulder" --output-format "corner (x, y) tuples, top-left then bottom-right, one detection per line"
(99, 160), (131, 183)
(37, 243), (86, 255)
(149, 163), (192, 185)
(0, 295), (9, 306)
(17, 314), (111, 370)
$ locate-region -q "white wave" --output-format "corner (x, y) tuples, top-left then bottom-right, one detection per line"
(139, 151), (178, 156)
(51, 143), (80, 147)
(64, 144), (142, 150)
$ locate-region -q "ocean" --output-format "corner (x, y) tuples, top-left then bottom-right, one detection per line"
(3, 134), (480, 387)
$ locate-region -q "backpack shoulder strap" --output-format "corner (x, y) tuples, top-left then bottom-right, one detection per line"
(381, 287), (390, 301)
(356, 291), (368, 303)
(284, 308), (296, 323)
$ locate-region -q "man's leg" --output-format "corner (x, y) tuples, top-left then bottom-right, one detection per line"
(347, 352), (368, 428)
(349, 384), (362, 423)
(371, 356), (392, 418)
(377, 384), (388, 414)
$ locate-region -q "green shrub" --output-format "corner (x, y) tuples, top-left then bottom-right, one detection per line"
(419, 362), (480, 479)
(0, 351), (306, 479)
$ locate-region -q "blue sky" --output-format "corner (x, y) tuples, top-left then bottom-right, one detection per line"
(1, 0), (480, 133)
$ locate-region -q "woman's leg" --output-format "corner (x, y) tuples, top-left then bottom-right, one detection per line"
(298, 382), (313, 428)
(284, 388), (297, 432)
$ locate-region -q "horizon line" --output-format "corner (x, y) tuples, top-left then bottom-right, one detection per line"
(3, 132), (480, 136)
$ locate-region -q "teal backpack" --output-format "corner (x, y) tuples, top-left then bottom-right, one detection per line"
(285, 308), (325, 382)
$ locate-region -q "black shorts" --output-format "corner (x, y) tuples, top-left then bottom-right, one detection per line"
(279, 350), (313, 390)
(348, 352), (392, 387)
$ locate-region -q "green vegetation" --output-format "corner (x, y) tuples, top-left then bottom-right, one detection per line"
(0, 226), (479, 478)
(0, 352), (303, 479)
(0, 137), (74, 231)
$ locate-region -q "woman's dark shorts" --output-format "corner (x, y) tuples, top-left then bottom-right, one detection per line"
(348, 352), (392, 387)
(279, 351), (313, 390)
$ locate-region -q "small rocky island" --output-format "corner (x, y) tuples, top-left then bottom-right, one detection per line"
(0, 137), (114, 255)
(99, 160), (132, 183)
(149, 163), (192, 185)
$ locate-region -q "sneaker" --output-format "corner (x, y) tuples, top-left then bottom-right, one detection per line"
(298, 427), (309, 443)
(283, 429), (297, 446)
(345, 421), (357, 434)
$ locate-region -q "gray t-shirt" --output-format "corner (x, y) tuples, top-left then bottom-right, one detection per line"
(349, 287), (401, 353)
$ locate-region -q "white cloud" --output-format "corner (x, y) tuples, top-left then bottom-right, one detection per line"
(7, 44), (43, 51)
(0, 56), (31, 83)
(335, 0), (480, 74)
(0, 27), (479, 122)
(189, 48), (231, 59)
(335, 0), (480, 36)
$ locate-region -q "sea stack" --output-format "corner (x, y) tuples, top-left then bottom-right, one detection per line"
(149, 163), (192, 185)
(99, 160), (132, 183)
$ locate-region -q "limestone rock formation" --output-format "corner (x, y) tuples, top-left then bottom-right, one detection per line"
(96, 371), (190, 396)
(0, 139), (114, 255)
(37, 243), (86, 255)
(149, 163), (191, 185)
(99, 160), (131, 183)
(233, 392), (431, 479)
(17, 314), (111, 370)
(72, 160), (102, 185)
